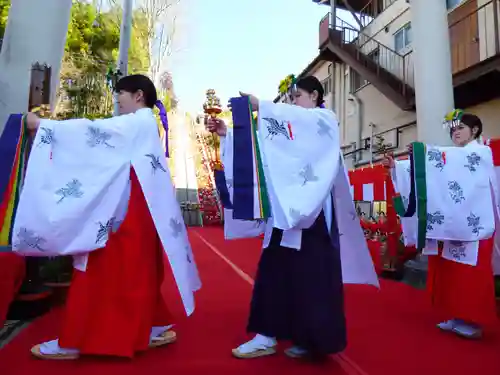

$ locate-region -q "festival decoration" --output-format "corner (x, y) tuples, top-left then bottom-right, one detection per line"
(443, 108), (464, 131)
(203, 89), (223, 170)
(194, 130), (222, 225)
(278, 74), (297, 104)
(278, 74), (296, 95)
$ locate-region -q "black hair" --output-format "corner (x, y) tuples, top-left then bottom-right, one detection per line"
(450, 113), (483, 139)
(295, 76), (325, 107)
(114, 74), (158, 108)
(461, 113), (483, 139)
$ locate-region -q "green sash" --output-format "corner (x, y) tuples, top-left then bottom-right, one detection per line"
(392, 142), (427, 249)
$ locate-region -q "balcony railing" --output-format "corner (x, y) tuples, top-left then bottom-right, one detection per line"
(320, 0), (500, 89)
(357, 0), (398, 29)
(320, 14), (414, 90)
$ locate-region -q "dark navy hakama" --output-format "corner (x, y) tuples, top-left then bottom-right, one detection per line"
(247, 210), (347, 355)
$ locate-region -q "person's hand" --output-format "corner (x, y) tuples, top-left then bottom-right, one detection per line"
(205, 117), (227, 137)
(381, 152), (395, 169)
(26, 112), (41, 134)
(228, 91), (259, 111)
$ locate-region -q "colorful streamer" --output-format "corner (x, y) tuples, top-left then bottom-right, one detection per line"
(392, 142), (427, 249)
(0, 114), (30, 247)
(230, 96), (269, 220)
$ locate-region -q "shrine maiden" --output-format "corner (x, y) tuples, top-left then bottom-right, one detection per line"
(15, 74), (200, 359)
(384, 111), (498, 339)
(207, 76), (378, 360)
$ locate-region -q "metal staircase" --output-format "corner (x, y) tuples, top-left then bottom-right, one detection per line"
(319, 15), (415, 110)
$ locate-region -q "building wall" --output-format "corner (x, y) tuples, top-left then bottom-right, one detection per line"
(363, 0), (411, 53)
(354, 0), (500, 90)
(477, 0), (500, 61)
(273, 1), (500, 168)
(466, 98), (500, 139)
(334, 63), (350, 146)
(333, 0), (500, 166)
(309, 61), (335, 111)
(330, 0), (414, 161)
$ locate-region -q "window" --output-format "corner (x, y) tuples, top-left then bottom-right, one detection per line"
(350, 68), (369, 93)
(394, 23), (412, 53)
(321, 77), (331, 95)
(446, 0), (463, 10)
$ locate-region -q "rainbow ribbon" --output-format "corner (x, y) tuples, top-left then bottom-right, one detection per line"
(0, 114), (30, 249)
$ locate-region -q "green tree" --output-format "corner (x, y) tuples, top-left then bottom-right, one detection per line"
(57, 0), (150, 118)
(0, 0), (151, 118)
(0, 0), (10, 38)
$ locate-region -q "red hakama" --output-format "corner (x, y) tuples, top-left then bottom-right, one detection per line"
(427, 237), (497, 326)
(58, 169), (173, 357)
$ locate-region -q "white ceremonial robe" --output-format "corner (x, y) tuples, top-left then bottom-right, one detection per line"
(425, 142), (495, 241)
(392, 141), (500, 269)
(12, 108), (201, 315)
(223, 101), (378, 287)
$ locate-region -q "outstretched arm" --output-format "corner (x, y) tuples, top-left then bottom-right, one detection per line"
(256, 100), (341, 230)
(26, 112), (134, 136)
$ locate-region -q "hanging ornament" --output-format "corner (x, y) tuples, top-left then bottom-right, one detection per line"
(202, 89), (223, 170)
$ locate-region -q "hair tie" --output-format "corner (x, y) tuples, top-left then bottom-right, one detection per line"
(319, 103), (325, 108)
(155, 100), (169, 157)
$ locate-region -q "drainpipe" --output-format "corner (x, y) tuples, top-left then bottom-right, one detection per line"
(348, 93), (363, 163)
(329, 0), (336, 28)
(369, 122), (376, 167)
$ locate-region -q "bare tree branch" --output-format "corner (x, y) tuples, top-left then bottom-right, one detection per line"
(135, 0), (180, 84)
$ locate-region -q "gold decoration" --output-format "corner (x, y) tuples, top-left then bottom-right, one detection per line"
(203, 89), (223, 170)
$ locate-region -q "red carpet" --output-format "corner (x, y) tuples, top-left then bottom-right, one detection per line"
(1, 227), (500, 375)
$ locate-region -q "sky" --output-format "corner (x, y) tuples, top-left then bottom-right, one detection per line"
(168, 0), (333, 114)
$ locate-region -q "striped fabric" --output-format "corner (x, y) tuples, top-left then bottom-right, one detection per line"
(230, 97), (269, 220)
(214, 169), (232, 209)
(392, 142), (427, 249)
(0, 115), (29, 250)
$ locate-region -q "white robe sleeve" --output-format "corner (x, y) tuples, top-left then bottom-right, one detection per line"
(391, 159), (410, 195)
(257, 101), (341, 230)
(12, 114), (140, 256)
(391, 159), (417, 246)
(333, 159), (380, 287)
(220, 127), (233, 175)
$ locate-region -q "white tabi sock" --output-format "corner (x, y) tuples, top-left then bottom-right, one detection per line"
(452, 321), (482, 338)
(39, 339), (79, 355)
(437, 319), (458, 331)
(236, 334), (277, 354)
(150, 325), (174, 342)
(286, 346), (309, 356)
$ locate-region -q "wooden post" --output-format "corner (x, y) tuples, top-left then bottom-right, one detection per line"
(28, 62), (51, 112)
(493, 0), (500, 55)
(21, 62), (53, 300)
